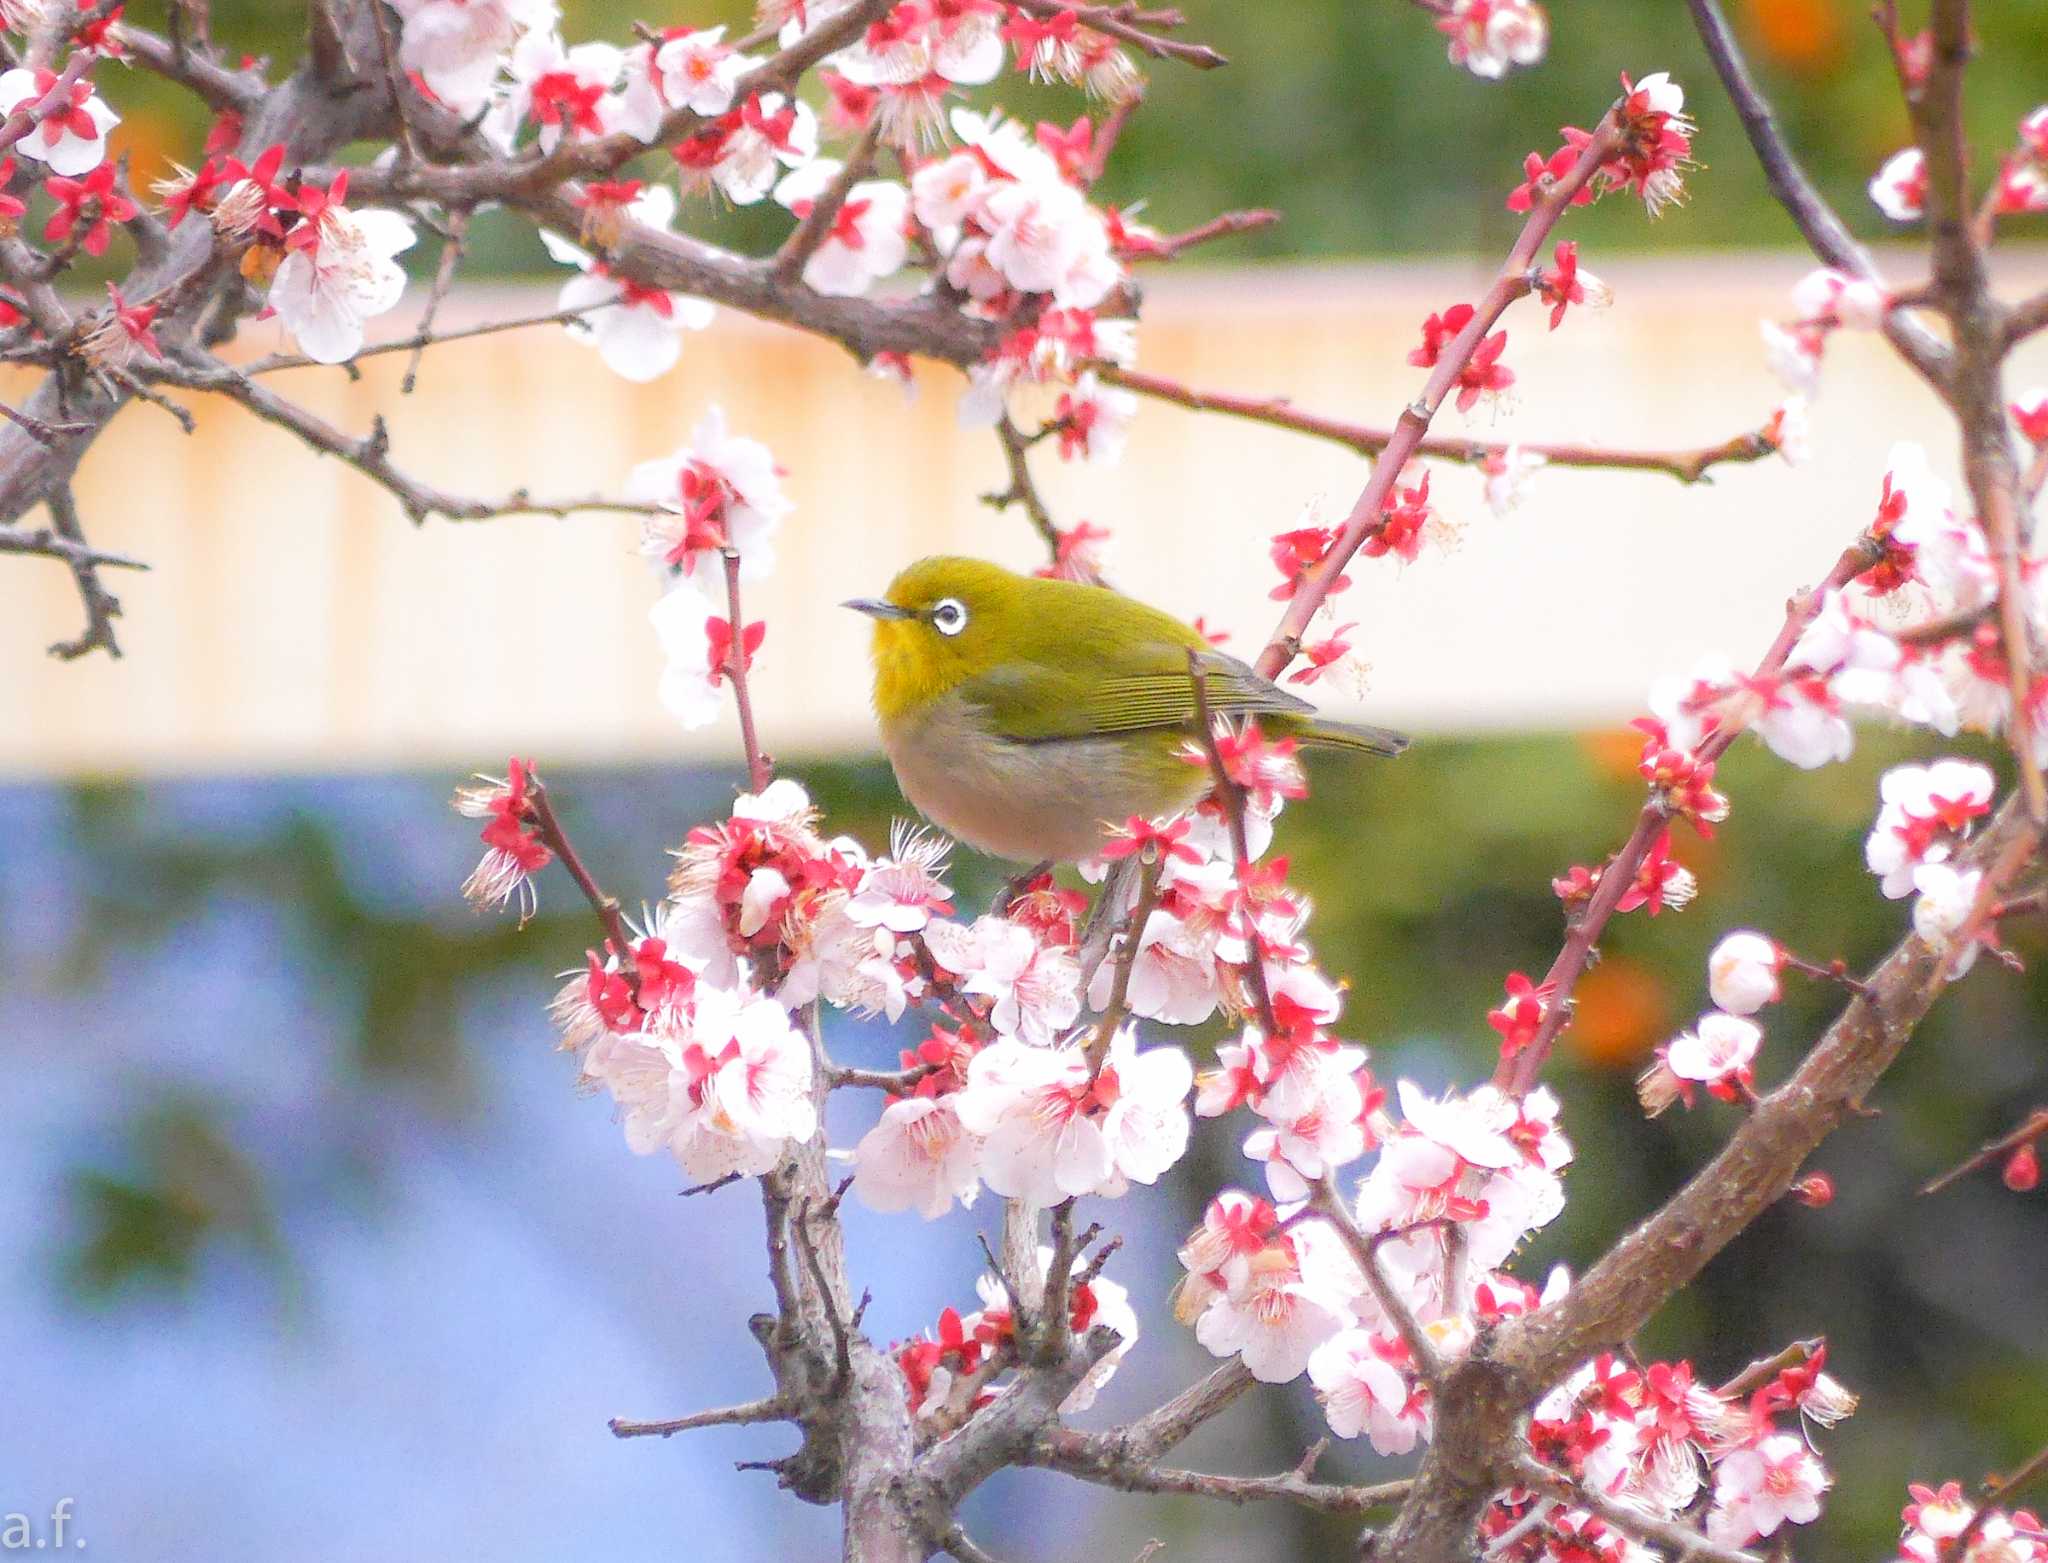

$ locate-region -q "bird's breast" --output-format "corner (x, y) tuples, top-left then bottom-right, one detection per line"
(880, 694), (1204, 863)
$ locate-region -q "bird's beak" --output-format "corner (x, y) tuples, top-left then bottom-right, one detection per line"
(842, 598), (916, 620)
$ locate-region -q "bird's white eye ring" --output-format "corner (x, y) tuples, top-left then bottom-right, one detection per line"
(930, 598), (968, 637)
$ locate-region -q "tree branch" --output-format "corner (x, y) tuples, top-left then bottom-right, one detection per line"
(609, 1396), (792, 1440)
(1684, 0), (1950, 389)
(1103, 365), (1779, 485)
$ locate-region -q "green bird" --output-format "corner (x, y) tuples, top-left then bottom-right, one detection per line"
(845, 556), (1407, 863)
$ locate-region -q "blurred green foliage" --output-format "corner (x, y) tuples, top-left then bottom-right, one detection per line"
(101, 0), (2048, 272)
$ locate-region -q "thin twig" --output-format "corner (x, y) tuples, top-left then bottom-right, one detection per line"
(1009, 0), (1227, 69)
(719, 546), (773, 795)
(401, 207), (471, 394)
(524, 773), (638, 994)
(609, 1396), (790, 1440)
(1104, 365), (1778, 485)
(1311, 1177), (1442, 1384)
(1921, 1108), (2048, 1196)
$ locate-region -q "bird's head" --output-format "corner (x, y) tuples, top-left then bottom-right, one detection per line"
(845, 555), (1030, 722)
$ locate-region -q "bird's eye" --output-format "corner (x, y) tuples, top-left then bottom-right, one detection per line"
(930, 598), (968, 637)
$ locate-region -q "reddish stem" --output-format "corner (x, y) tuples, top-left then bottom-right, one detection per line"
(720, 546), (773, 795)
(525, 774), (639, 996)
(1497, 535), (1879, 1096)
(1104, 366), (1774, 484)
(1251, 110), (1625, 682)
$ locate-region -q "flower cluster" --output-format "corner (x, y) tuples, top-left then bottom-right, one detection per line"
(1899, 1482), (2048, 1563)
(1509, 71), (1694, 217)
(454, 759), (554, 918)
(894, 1245), (1139, 1424)
(1178, 1081), (1572, 1412)
(1435, 0), (1548, 81)
(1484, 1345), (1853, 1558)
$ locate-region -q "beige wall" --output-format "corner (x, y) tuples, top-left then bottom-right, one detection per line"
(5, 251), (2047, 777)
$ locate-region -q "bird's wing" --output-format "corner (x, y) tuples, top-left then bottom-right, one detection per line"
(966, 644), (1315, 743)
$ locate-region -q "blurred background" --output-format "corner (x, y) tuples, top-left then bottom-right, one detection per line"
(3, 1), (2047, 1559)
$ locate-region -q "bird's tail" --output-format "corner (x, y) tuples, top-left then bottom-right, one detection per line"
(1298, 718), (1410, 758)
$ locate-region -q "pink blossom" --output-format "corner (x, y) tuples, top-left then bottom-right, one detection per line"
(1870, 147), (1928, 221)
(713, 92), (819, 204)
(1309, 1330), (1431, 1453)
(1708, 1433), (1829, 1545)
(1436, 0), (1546, 79)
(1866, 759), (1995, 897)
(772, 161), (911, 296)
(654, 26), (748, 115)
(627, 403), (792, 590)
(1191, 1226), (1355, 1383)
(0, 66), (119, 177)
(388, 0), (551, 114)
(853, 1094), (981, 1218)
(507, 31), (629, 149)
(846, 823), (953, 933)
(924, 915), (1081, 1045)
(268, 204), (416, 364)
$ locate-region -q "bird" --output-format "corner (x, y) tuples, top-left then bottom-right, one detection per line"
(845, 556), (1407, 863)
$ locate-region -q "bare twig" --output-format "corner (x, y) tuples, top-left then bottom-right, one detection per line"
(524, 772), (638, 993)
(1104, 365), (1779, 485)
(1684, 0), (1949, 389)
(401, 207), (471, 394)
(1010, 0), (1227, 69)
(609, 1396), (791, 1440)
(40, 485), (124, 659)
(1921, 1107), (2048, 1195)
(719, 546), (773, 795)
(1027, 1428), (1411, 1514)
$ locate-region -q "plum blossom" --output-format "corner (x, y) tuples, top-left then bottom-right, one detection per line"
(1188, 1217), (1356, 1383)
(1309, 1330), (1431, 1453)
(626, 404), (793, 590)
(542, 187), (714, 381)
(953, 1028), (1191, 1203)
(1707, 931), (1781, 1014)
(1052, 372), (1138, 465)
(650, 581), (739, 730)
(1911, 861), (1985, 974)
(1791, 266), (1887, 330)
(1870, 148), (1928, 221)
(924, 914), (1081, 1046)
(1866, 758), (1996, 897)
(653, 26), (748, 115)
(1639, 1011), (1760, 1114)
(1707, 1433), (1829, 1545)
(388, 0), (553, 114)
(846, 823), (953, 934)
(772, 160), (911, 296)
(853, 1094), (980, 1218)
(268, 200), (417, 365)
(453, 760), (551, 917)
(1436, 0), (1547, 80)
(0, 66), (119, 177)
(507, 30), (629, 148)
(712, 93), (820, 204)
